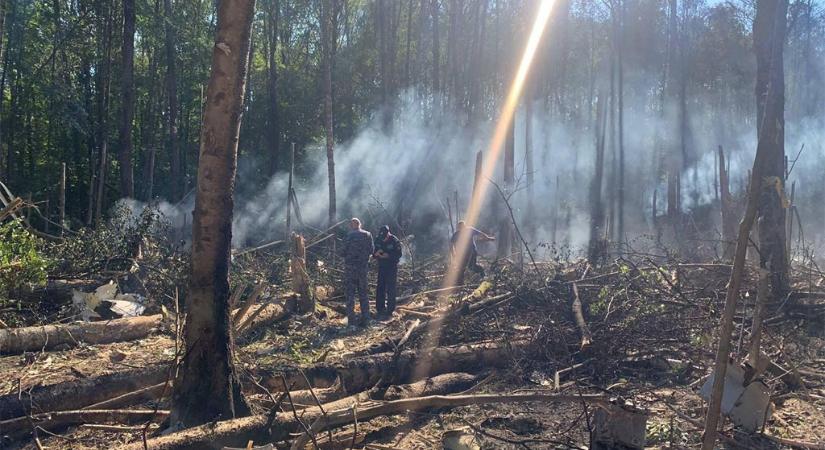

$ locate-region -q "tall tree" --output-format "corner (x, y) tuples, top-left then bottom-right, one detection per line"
(172, 0), (256, 427)
(164, 0), (181, 202)
(700, 1), (789, 447)
(266, 0), (280, 177)
(117, 0), (136, 198)
(754, 0), (789, 299)
(321, 0), (336, 225)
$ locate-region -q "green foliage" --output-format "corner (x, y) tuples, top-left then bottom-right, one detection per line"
(646, 417), (687, 447)
(0, 220), (49, 297)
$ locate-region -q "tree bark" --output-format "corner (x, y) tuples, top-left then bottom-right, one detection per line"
(290, 233), (315, 314)
(754, 0), (789, 299)
(117, 0), (135, 198)
(119, 392), (609, 450)
(430, 0), (439, 95)
(163, 0), (181, 202)
(700, 2), (789, 447)
(718, 145), (735, 259)
(172, 0), (256, 427)
(321, 0), (336, 225)
(266, 0), (280, 177)
(0, 315), (162, 355)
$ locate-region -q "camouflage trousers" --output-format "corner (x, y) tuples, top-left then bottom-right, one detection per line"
(344, 265), (370, 323)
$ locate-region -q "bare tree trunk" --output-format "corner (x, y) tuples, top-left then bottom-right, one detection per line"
(164, 0), (181, 202)
(701, 1), (788, 447)
(117, 0), (135, 198)
(616, 0), (625, 248)
(497, 118), (514, 259)
(172, 0), (256, 427)
(266, 0), (280, 177)
(718, 145), (735, 259)
(94, 0), (113, 226)
(321, 0), (336, 226)
(59, 162), (66, 232)
(588, 92), (607, 263)
(665, 0), (680, 219)
(754, 0), (789, 299)
(430, 0), (439, 95)
(0, 0), (7, 178)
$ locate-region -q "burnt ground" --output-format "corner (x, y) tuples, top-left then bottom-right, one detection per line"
(2, 253), (825, 449)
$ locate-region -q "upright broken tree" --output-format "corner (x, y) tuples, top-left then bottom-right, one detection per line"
(700, 1), (789, 448)
(171, 0), (257, 427)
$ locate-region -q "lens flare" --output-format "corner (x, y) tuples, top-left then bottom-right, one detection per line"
(413, 0), (558, 380)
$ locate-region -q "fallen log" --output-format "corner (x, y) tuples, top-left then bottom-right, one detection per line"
(0, 341), (517, 423)
(261, 340), (527, 394)
(0, 314), (163, 355)
(571, 283), (592, 349)
(0, 408), (168, 434)
(119, 392), (610, 450)
(0, 365), (168, 420)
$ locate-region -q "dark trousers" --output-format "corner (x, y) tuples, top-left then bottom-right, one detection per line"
(376, 263), (398, 312)
(345, 266), (370, 323)
(457, 249), (484, 285)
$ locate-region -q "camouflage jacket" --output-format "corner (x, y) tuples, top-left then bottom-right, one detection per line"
(343, 229), (374, 269)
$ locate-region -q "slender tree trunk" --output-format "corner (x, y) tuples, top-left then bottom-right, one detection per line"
(718, 145), (735, 259)
(117, 0), (135, 198)
(497, 118), (514, 259)
(95, 0), (114, 226)
(430, 0), (439, 95)
(616, 0), (625, 248)
(321, 0), (336, 225)
(0, 0), (7, 178)
(164, 0), (181, 202)
(754, 0), (789, 300)
(666, 0), (680, 219)
(266, 0), (280, 177)
(172, 0), (256, 427)
(589, 92), (607, 262)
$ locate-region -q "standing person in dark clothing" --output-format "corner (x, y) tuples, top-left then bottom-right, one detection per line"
(450, 221), (495, 285)
(342, 218), (374, 327)
(373, 225), (402, 318)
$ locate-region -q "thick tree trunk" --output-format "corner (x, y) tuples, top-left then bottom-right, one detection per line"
(754, 0), (789, 299)
(0, 314), (162, 355)
(163, 0), (181, 202)
(117, 0), (135, 198)
(321, 0), (336, 225)
(172, 0), (256, 427)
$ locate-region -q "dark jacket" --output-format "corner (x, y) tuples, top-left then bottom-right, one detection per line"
(343, 229), (374, 269)
(374, 233), (402, 266)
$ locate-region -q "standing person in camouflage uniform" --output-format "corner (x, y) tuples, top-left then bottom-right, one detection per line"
(342, 218), (374, 327)
(373, 225), (402, 318)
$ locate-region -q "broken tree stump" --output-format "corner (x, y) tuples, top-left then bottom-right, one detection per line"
(291, 233), (315, 314)
(0, 314), (163, 354)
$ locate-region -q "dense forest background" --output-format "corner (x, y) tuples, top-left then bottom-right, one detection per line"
(0, 0), (823, 255)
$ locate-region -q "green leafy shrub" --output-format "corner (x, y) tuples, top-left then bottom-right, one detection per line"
(0, 219), (49, 297)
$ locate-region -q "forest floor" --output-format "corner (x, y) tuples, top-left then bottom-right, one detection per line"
(2, 243), (825, 449)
